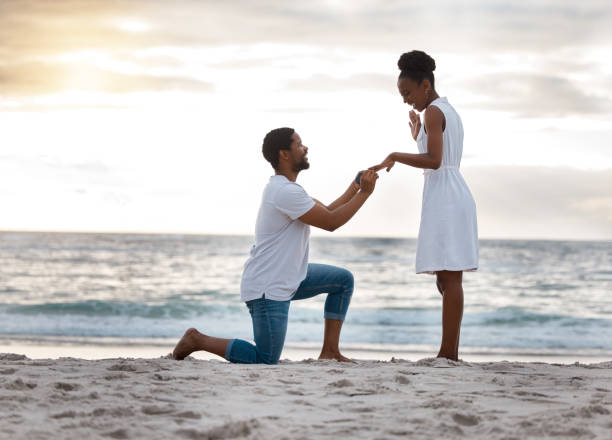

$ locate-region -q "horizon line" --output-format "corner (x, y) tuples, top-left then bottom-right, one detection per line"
(0, 229), (610, 243)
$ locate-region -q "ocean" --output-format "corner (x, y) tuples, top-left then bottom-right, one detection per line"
(1, 232), (611, 361)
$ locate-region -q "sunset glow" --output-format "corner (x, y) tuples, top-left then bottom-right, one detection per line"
(1, 0), (610, 239)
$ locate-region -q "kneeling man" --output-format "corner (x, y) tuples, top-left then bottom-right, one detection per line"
(173, 127), (378, 363)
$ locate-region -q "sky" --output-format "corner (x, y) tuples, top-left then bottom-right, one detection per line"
(1, 0), (611, 240)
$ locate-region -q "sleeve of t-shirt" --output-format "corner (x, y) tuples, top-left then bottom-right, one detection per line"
(273, 183), (316, 220)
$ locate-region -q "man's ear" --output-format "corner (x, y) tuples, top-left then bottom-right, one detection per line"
(278, 149), (290, 163)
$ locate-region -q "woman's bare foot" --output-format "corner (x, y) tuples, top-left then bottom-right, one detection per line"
(173, 328), (204, 360)
(318, 350), (355, 363)
(436, 351), (458, 361)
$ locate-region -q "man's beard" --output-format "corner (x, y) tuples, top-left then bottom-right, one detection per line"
(293, 157), (310, 172)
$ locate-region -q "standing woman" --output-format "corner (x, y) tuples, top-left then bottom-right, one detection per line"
(370, 50), (478, 360)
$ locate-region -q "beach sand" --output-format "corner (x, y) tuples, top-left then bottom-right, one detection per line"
(1, 353), (611, 439)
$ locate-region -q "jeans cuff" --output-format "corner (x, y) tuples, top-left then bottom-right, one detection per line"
(324, 312), (345, 321)
(225, 339), (235, 361)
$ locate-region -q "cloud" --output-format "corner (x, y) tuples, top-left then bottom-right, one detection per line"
(286, 73), (396, 93)
(2, 1), (611, 59)
(0, 62), (214, 96)
(1, 0), (611, 115)
(462, 166), (612, 239)
(459, 73), (612, 117)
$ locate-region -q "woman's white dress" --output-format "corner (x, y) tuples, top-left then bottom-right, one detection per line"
(415, 97), (478, 274)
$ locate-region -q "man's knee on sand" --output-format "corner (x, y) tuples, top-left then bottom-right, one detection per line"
(252, 339), (283, 365)
(263, 355), (280, 365)
(255, 348), (281, 365)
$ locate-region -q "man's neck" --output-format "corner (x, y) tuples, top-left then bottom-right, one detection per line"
(275, 169), (299, 182)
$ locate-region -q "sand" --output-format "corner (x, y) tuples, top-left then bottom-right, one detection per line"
(1, 353), (611, 439)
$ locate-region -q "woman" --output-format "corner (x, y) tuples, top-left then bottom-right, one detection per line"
(370, 50), (478, 360)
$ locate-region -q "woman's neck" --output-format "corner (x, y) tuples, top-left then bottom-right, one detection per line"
(425, 91), (440, 107)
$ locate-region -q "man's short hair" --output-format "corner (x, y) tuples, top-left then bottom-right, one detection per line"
(262, 127), (294, 170)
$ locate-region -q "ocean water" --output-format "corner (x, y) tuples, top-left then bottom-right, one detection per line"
(0, 232), (611, 358)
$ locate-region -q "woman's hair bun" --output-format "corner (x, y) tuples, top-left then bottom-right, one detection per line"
(398, 50), (436, 73)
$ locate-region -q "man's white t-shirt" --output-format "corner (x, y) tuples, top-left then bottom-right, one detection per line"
(240, 175), (315, 302)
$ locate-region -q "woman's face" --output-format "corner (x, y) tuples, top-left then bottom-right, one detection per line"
(397, 77), (429, 112)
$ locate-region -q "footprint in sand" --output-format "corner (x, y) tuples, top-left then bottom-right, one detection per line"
(348, 406), (374, 413)
(142, 405), (175, 415)
(328, 379), (354, 388)
(104, 373), (129, 381)
(176, 419), (260, 439)
(4, 378), (37, 390)
(293, 399), (314, 406)
(452, 412), (480, 426)
(92, 407), (135, 418)
(422, 399), (462, 409)
(152, 373), (173, 381)
(491, 376), (505, 386)
(174, 410), (202, 420)
(54, 382), (81, 392)
(105, 428), (129, 439)
(286, 389), (305, 396)
(51, 410), (78, 419)
(395, 374), (411, 384)
(107, 363), (138, 372)
(277, 378), (301, 385)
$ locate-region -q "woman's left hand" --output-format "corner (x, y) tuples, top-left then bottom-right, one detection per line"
(369, 154), (396, 172)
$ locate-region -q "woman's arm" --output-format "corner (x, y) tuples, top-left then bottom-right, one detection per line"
(369, 106), (445, 171)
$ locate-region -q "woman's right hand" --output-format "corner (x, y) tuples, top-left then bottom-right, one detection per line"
(369, 153), (396, 173)
(409, 110), (421, 141)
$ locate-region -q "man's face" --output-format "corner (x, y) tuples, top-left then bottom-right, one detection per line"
(289, 132), (309, 171)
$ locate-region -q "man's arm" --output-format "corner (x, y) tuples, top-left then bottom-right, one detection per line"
(299, 170), (378, 232)
(313, 180), (360, 211)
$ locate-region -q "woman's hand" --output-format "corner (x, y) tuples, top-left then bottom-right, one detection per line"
(369, 153), (396, 173)
(409, 110), (421, 141)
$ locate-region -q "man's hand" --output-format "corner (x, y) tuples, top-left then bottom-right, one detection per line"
(359, 170), (378, 194)
(352, 171), (363, 191)
(299, 170), (378, 231)
(409, 110), (421, 141)
(369, 154), (396, 173)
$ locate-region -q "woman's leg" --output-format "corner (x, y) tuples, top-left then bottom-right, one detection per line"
(173, 297), (290, 364)
(436, 270), (464, 361)
(292, 263), (354, 362)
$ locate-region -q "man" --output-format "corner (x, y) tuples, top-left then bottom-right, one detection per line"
(173, 127), (378, 364)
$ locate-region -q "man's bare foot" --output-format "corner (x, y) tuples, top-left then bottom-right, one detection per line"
(173, 328), (204, 360)
(318, 350), (355, 363)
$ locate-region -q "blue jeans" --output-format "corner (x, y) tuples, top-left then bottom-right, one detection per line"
(225, 263), (354, 364)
